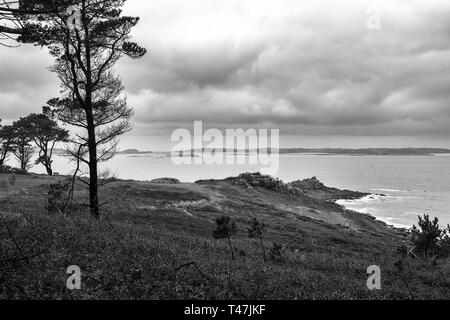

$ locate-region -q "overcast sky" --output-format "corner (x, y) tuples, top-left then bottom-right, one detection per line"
(1, 0), (450, 150)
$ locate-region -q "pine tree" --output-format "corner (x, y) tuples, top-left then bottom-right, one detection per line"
(17, 112), (69, 175)
(411, 214), (442, 258)
(18, 0), (146, 217)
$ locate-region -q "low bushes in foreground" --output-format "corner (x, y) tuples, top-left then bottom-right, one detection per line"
(1, 209), (449, 300)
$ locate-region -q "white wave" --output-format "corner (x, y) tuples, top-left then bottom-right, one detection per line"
(370, 188), (407, 193)
(351, 207), (378, 214)
(381, 217), (412, 229)
(336, 199), (353, 206)
(404, 211), (423, 216)
(337, 195), (418, 229)
(336, 194), (385, 206)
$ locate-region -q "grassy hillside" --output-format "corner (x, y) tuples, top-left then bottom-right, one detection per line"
(0, 173), (449, 299)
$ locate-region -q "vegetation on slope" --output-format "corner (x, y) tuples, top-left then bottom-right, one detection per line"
(0, 173), (449, 299)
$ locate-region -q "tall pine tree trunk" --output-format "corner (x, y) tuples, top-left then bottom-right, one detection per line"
(46, 165), (53, 176)
(83, 8), (99, 219)
(44, 146), (53, 176)
(86, 107), (99, 219)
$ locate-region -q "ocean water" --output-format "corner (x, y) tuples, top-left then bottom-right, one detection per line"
(33, 153), (450, 228)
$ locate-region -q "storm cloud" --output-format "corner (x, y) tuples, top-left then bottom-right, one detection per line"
(1, 0), (450, 146)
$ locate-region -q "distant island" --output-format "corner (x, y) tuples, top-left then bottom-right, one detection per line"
(52, 148), (155, 155)
(118, 149), (154, 154)
(51, 147), (450, 157)
(116, 147), (450, 156)
(276, 148), (450, 156)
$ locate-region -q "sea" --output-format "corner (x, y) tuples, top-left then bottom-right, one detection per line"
(30, 153), (450, 229)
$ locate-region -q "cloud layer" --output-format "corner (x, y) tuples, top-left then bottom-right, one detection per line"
(120, 0), (450, 138)
(1, 0), (449, 144)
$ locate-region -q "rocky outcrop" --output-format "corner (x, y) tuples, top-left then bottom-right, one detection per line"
(150, 178), (181, 184)
(287, 177), (369, 201)
(198, 173), (369, 203)
(224, 172), (285, 190)
(289, 177), (325, 190)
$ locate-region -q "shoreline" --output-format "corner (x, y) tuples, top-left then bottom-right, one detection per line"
(336, 195), (412, 230)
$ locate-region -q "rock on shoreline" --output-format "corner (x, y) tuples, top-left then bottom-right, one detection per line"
(287, 177), (370, 201)
(197, 172), (369, 202)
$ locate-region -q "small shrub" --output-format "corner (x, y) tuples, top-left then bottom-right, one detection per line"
(393, 247), (416, 300)
(269, 242), (284, 262)
(0, 179), (8, 191)
(0, 165), (23, 174)
(0, 165), (12, 174)
(8, 174), (16, 186)
(396, 245), (408, 259)
(47, 181), (70, 214)
(247, 218), (266, 262)
(213, 216), (237, 261)
(439, 225), (450, 258)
